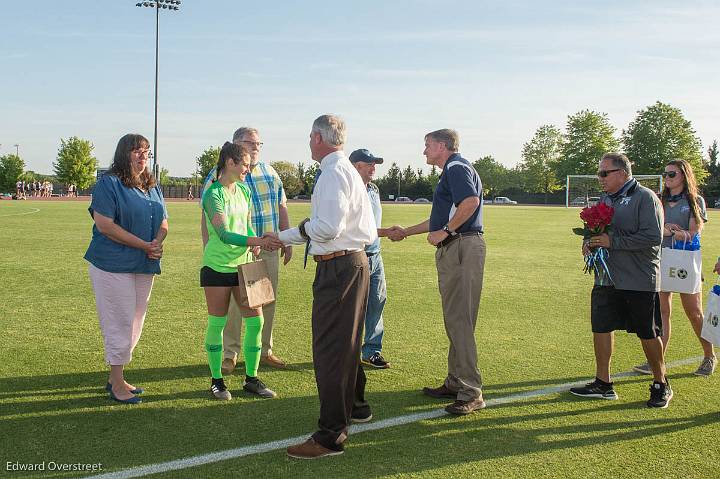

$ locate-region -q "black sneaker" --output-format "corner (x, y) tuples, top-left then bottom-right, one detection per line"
(210, 377), (231, 401)
(362, 352), (390, 369)
(647, 380), (673, 408)
(243, 377), (277, 398)
(569, 378), (618, 400)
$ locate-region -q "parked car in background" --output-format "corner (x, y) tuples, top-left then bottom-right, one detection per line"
(570, 196), (600, 207)
(493, 196), (517, 205)
(395, 196), (412, 203)
(413, 198), (430, 203)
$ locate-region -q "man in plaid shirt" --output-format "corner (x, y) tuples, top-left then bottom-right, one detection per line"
(200, 127), (292, 371)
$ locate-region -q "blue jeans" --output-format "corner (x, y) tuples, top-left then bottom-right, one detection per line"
(362, 253), (387, 359)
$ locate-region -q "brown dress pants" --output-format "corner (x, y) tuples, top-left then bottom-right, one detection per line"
(311, 251), (370, 451)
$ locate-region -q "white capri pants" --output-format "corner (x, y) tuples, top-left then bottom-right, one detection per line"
(89, 264), (155, 365)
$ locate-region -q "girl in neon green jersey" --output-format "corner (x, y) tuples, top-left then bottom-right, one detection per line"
(200, 142), (284, 400)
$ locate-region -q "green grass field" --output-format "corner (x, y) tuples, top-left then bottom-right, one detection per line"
(1, 200), (719, 479)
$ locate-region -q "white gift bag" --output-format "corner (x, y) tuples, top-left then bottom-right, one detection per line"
(701, 287), (720, 346)
(659, 246), (702, 294)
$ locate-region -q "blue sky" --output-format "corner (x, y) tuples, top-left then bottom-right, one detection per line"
(2, 0), (719, 176)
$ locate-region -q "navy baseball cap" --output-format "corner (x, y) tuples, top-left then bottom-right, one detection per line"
(349, 149), (384, 164)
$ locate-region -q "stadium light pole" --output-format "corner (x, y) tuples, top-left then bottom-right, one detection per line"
(135, 0), (181, 181)
(14, 144), (19, 157)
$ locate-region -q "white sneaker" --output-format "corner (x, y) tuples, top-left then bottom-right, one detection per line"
(694, 357), (717, 376)
(210, 378), (232, 400)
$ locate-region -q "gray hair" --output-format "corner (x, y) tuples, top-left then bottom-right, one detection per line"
(601, 152), (632, 176)
(312, 114), (346, 146)
(232, 127), (259, 143)
(425, 129), (460, 152)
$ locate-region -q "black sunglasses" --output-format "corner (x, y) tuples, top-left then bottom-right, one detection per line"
(662, 171), (678, 178)
(597, 168), (622, 178)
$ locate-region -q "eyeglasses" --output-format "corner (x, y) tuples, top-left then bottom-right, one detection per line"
(662, 171), (679, 178)
(132, 149), (150, 156)
(597, 168), (622, 178)
(240, 140), (263, 149)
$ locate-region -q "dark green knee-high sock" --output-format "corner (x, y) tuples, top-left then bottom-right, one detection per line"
(205, 314), (227, 379)
(243, 315), (264, 377)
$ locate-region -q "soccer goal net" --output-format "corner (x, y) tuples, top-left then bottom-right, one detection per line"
(566, 175), (663, 207)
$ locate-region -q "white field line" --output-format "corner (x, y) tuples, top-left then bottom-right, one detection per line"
(85, 356), (703, 479)
(0, 207), (40, 217)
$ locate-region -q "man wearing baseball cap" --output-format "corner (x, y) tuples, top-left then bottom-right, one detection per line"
(350, 148), (392, 369)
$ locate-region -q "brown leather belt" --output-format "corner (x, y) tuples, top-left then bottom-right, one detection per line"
(436, 230), (483, 249)
(313, 250), (352, 262)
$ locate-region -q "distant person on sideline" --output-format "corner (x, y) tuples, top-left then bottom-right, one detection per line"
(570, 152), (672, 408)
(389, 128), (487, 416)
(84, 133), (168, 405)
(633, 159), (714, 376)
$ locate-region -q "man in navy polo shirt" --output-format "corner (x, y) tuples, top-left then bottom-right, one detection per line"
(391, 129), (486, 415)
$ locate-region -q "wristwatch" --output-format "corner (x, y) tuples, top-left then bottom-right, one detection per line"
(442, 225), (457, 236)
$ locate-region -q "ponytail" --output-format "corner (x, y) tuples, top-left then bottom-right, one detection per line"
(215, 141), (247, 176)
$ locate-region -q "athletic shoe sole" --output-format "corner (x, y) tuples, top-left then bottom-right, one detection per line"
(287, 449), (344, 460)
(361, 359), (390, 369)
(569, 390), (618, 400)
(210, 389), (232, 401)
(243, 384), (277, 399)
(350, 414), (373, 424)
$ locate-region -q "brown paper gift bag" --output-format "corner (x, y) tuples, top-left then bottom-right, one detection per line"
(237, 260), (275, 309)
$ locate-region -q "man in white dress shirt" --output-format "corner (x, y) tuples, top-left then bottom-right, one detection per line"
(280, 114), (377, 459)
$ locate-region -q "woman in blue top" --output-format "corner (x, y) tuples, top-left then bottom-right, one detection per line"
(634, 159), (714, 376)
(85, 134), (168, 404)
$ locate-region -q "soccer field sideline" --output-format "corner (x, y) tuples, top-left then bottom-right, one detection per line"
(84, 356), (703, 479)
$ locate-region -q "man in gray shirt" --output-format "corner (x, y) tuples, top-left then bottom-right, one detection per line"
(570, 152), (672, 408)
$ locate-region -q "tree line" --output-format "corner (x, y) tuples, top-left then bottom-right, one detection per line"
(2, 101), (716, 202)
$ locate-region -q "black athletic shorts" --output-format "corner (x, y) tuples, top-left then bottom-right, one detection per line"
(590, 286), (662, 340)
(200, 266), (239, 287)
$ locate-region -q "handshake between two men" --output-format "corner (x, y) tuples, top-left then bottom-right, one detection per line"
(253, 222), (450, 258)
(382, 224), (453, 247)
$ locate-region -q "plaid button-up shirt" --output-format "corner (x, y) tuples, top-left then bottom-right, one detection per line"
(201, 162), (286, 236)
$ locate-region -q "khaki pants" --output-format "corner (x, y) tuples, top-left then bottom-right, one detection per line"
(435, 234), (486, 401)
(224, 249), (280, 359)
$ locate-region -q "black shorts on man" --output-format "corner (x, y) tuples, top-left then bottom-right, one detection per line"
(590, 286), (662, 340)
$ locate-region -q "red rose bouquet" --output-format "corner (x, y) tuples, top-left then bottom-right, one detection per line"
(573, 202), (614, 280)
